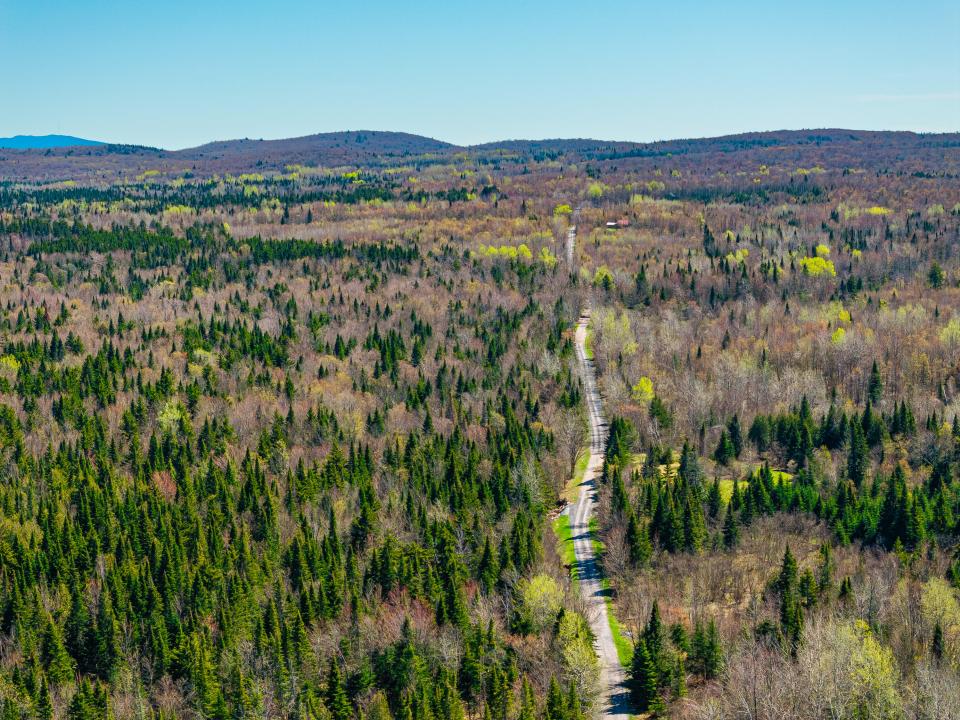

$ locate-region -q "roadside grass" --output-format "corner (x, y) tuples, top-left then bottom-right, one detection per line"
(589, 517), (604, 555)
(583, 325), (594, 359)
(562, 449), (590, 505)
(605, 591), (634, 667)
(552, 513), (579, 590)
(589, 519), (634, 667)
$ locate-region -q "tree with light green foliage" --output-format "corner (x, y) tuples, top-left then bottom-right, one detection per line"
(518, 574), (564, 633)
(631, 376), (654, 403)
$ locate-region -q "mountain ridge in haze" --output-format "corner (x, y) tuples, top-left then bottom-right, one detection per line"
(0, 134), (104, 149)
(1, 128), (957, 182)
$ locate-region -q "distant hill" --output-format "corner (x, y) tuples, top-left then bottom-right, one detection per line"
(0, 134), (104, 149)
(1, 128), (957, 182)
(177, 130), (452, 158)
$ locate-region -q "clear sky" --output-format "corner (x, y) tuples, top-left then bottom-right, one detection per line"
(2, 0), (958, 149)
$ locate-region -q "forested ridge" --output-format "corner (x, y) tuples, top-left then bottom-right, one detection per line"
(0, 130), (957, 718)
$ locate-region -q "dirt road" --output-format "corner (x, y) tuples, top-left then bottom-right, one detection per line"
(569, 309), (632, 718)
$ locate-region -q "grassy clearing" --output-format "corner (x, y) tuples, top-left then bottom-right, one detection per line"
(718, 479), (748, 505)
(718, 466), (793, 504)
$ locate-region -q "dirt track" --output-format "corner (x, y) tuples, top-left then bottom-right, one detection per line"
(569, 309), (632, 719)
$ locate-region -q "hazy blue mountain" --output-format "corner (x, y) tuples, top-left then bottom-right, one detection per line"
(0, 134), (104, 149)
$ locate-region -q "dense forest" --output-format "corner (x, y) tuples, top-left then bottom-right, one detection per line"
(0, 130), (958, 719)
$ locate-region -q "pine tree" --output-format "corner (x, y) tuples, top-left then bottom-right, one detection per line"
(43, 613), (75, 683)
(776, 546), (798, 596)
(727, 415), (743, 458)
(671, 654), (687, 699)
(816, 543), (834, 597)
(713, 430), (735, 466)
(847, 419), (868, 487)
(701, 619), (723, 680)
(565, 683), (585, 720)
(517, 678), (537, 720)
(325, 659), (353, 720)
(93, 592), (122, 682)
(36, 678), (53, 720)
(682, 490), (707, 553)
(839, 576), (853, 603)
(629, 638), (658, 711)
(545, 677), (566, 720)
(932, 621), (945, 663)
(868, 361), (883, 404)
(780, 590), (804, 656)
(68, 679), (112, 720)
(678, 441), (702, 488)
(705, 477), (721, 518)
(748, 415), (772, 453)
(644, 601), (667, 683)
(611, 472), (629, 514)
(722, 508), (740, 550)
(626, 511), (652, 568)
(477, 536), (499, 593)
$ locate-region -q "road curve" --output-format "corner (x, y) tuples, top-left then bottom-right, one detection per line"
(570, 309), (632, 719)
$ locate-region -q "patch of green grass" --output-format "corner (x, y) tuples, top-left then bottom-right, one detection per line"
(760, 466), (793, 483)
(588, 518), (633, 667)
(562, 448), (591, 504)
(589, 517), (604, 556)
(604, 588), (634, 667)
(718, 466), (793, 504)
(552, 514), (578, 589)
(717, 478), (748, 505)
(583, 325), (594, 359)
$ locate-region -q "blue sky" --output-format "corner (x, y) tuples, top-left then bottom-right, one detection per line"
(2, 0), (958, 148)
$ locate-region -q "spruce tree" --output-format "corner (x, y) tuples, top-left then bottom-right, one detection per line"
(932, 621), (945, 663)
(727, 415), (743, 458)
(776, 546), (798, 596)
(326, 659), (353, 720)
(713, 430), (735, 466)
(517, 678), (537, 720)
(868, 361), (883, 404)
(707, 477), (722, 518)
(847, 419), (868, 487)
(722, 508), (740, 550)
(629, 638), (658, 711)
(701, 619), (723, 680)
(626, 511), (652, 568)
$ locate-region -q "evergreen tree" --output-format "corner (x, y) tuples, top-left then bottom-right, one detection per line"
(707, 477), (722, 518)
(324, 660), (353, 720)
(847, 420), (868, 487)
(713, 430), (735, 466)
(626, 511), (652, 568)
(628, 638), (658, 711)
(678, 441), (703, 488)
(868, 361), (883, 404)
(932, 621), (945, 663)
(727, 415), (743, 458)
(722, 508), (740, 550)
(701, 619), (723, 680)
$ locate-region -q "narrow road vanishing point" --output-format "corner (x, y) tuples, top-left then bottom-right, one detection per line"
(569, 309), (632, 718)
